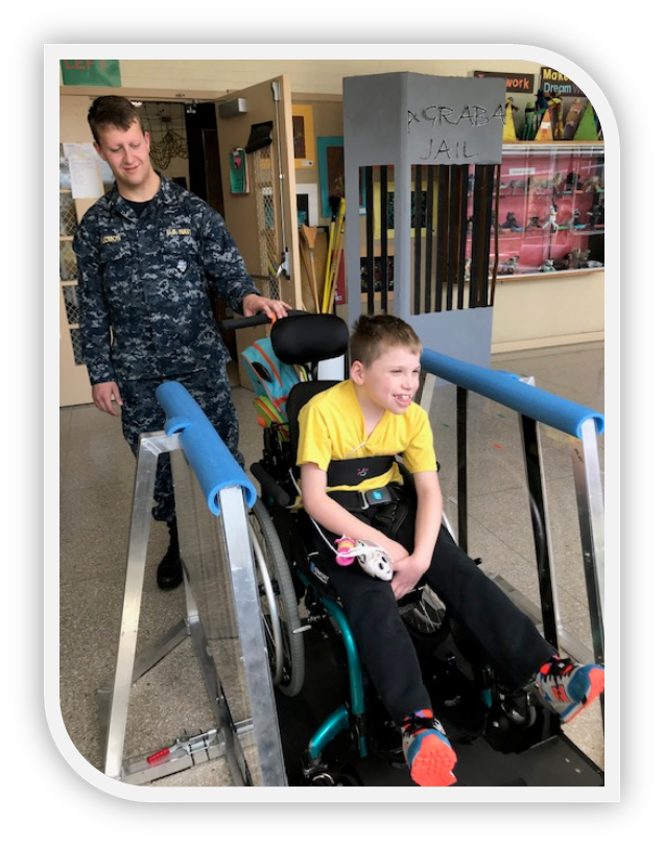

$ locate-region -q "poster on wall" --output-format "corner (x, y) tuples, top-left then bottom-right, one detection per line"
(296, 184), (319, 227)
(474, 70), (535, 95)
(317, 137), (367, 220)
(292, 105), (315, 169)
(60, 59), (121, 87)
(317, 136), (344, 218)
(62, 143), (103, 199)
(539, 67), (586, 98)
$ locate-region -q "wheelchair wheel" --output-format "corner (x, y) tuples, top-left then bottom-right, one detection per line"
(400, 585), (450, 645)
(499, 689), (537, 728)
(250, 498), (305, 698)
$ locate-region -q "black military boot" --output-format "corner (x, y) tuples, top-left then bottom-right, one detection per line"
(157, 518), (183, 590)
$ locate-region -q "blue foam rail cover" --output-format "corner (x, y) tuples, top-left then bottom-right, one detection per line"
(156, 381), (257, 515)
(421, 349), (604, 438)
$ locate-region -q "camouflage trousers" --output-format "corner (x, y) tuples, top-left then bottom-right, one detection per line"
(118, 368), (242, 524)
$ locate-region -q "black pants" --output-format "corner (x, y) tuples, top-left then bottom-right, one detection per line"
(310, 495), (555, 725)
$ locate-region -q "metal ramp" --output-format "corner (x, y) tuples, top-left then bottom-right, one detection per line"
(274, 623), (604, 788)
(98, 381), (287, 786)
(96, 348), (606, 789)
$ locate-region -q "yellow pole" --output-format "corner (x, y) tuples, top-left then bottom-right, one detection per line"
(323, 198), (345, 313)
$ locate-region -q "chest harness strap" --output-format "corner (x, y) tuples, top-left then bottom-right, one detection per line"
(308, 454), (412, 555)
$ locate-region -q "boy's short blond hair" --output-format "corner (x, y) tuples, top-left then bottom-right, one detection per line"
(350, 314), (422, 368)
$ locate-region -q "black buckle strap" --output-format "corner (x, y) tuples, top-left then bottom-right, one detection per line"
(327, 454), (395, 488)
(328, 485), (401, 512)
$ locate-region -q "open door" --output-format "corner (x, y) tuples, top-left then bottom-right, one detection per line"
(214, 76), (303, 383)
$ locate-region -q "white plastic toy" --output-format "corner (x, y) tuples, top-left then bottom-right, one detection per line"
(335, 536), (394, 581)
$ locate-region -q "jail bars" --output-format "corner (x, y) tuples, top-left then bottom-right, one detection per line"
(360, 164), (500, 315)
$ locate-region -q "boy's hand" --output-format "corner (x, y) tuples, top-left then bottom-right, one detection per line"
(390, 555), (430, 600)
(379, 537), (410, 569)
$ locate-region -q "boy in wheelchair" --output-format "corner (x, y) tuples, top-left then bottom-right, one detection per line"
(296, 313), (604, 787)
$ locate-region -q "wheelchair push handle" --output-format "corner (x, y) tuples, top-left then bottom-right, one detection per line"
(219, 309), (308, 333)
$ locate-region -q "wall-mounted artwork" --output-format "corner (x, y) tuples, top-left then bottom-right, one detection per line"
(296, 184), (319, 227)
(292, 105), (315, 169)
(317, 136), (367, 219)
(317, 136), (344, 218)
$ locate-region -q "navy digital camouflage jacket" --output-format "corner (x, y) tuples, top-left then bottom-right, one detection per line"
(73, 177), (259, 384)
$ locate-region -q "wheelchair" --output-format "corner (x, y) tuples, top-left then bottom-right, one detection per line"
(242, 312), (561, 786)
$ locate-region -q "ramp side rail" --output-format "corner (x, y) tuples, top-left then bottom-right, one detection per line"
(100, 381), (286, 786)
(420, 349), (605, 675)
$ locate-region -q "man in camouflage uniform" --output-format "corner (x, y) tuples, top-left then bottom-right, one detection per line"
(73, 96), (290, 590)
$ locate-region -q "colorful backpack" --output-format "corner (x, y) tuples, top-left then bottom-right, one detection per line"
(240, 336), (307, 440)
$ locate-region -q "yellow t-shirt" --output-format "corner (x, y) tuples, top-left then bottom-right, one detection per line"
(296, 379), (437, 492)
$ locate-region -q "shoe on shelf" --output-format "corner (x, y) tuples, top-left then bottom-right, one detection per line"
(401, 709), (457, 787)
(536, 656), (604, 723)
(157, 519), (183, 591)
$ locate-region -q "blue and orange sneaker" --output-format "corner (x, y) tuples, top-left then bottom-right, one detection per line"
(401, 709), (457, 787)
(536, 656), (604, 723)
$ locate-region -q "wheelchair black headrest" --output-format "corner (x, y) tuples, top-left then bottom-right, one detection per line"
(271, 313), (349, 366)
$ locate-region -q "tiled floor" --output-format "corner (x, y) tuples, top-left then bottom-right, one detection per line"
(58, 340), (606, 788)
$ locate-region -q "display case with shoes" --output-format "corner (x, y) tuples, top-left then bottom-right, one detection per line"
(493, 143), (604, 277)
